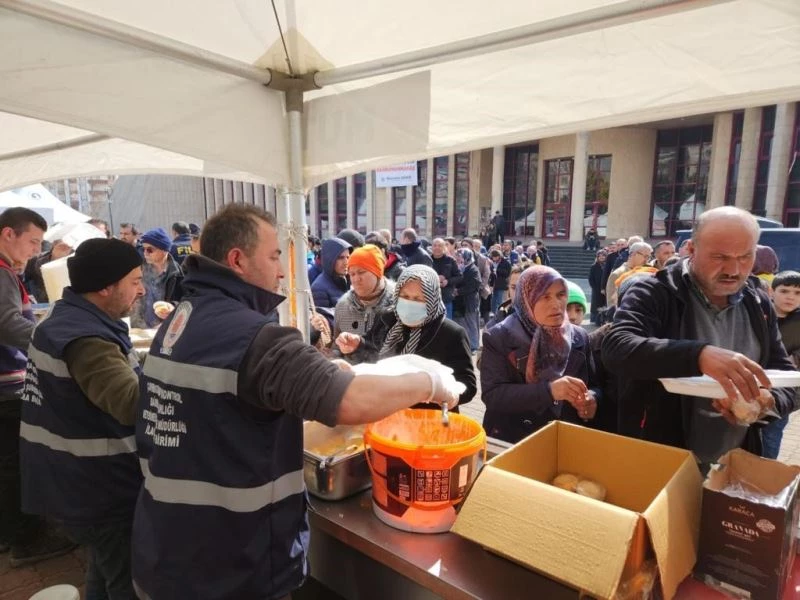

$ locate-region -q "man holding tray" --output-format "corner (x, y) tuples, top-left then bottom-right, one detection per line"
(603, 207), (797, 469)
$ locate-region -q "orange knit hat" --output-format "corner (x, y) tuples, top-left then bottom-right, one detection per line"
(347, 244), (385, 279)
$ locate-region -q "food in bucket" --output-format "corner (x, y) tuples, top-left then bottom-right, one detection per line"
(153, 301), (175, 320)
(551, 473), (607, 502)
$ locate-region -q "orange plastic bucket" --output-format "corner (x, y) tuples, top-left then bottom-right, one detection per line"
(364, 408), (486, 533)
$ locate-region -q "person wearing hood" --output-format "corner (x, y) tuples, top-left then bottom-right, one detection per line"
(131, 228), (184, 328)
(399, 228), (432, 268)
(365, 231), (405, 281)
(131, 205), (460, 600)
(334, 244), (395, 339)
(335, 265), (476, 411)
(453, 248), (482, 353)
(336, 228), (364, 250)
(481, 266), (601, 444)
(311, 237), (351, 309)
(170, 221), (194, 266)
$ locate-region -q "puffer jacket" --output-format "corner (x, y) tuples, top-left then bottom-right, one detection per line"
(311, 238), (351, 309)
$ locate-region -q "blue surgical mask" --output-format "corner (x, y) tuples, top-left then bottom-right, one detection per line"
(396, 297), (428, 327)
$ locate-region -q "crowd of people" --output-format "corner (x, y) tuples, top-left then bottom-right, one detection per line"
(0, 203), (798, 599)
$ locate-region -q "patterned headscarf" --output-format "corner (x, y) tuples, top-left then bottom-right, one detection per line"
(457, 248), (474, 268)
(512, 266), (573, 384)
(380, 265), (445, 357)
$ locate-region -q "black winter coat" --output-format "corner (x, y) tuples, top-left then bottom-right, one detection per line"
(481, 315), (601, 444)
(345, 311), (477, 410)
(602, 262), (797, 455)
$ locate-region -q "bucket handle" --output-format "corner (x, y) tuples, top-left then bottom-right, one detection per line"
(363, 437), (487, 511)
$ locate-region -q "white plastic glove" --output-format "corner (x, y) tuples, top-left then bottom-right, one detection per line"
(425, 370), (460, 410)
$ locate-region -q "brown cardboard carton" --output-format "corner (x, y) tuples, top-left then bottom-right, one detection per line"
(695, 449), (800, 600)
(451, 421), (702, 599)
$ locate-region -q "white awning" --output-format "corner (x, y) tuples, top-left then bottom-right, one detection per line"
(0, 0), (798, 191)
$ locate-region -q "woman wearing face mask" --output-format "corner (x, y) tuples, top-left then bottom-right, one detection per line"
(335, 265), (476, 411)
(480, 266), (601, 443)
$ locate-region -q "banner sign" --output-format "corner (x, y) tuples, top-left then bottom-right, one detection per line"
(375, 162), (418, 188)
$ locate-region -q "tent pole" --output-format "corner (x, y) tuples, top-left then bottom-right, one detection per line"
(315, 0), (731, 86)
(285, 89), (311, 343)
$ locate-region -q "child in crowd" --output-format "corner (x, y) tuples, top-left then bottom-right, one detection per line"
(764, 271), (800, 459)
(566, 281), (588, 327)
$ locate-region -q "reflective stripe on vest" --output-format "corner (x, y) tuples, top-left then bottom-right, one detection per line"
(139, 458), (304, 513)
(144, 355), (238, 395)
(27, 346), (70, 378)
(20, 422), (135, 457)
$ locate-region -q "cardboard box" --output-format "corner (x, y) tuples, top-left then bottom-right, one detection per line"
(451, 421), (703, 600)
(695, 449), (800, 600)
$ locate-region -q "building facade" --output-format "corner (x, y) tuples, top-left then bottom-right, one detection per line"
(308, 101), (800, 243)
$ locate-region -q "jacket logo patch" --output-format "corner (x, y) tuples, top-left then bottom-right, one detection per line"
(160, 302), (192, 356)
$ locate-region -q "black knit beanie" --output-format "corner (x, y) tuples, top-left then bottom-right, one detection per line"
(68, 238), (143, 293)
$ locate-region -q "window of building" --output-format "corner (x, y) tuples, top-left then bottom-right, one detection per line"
(753, 105), (777, 217)
(316, 184), (329, 238)
(392, 187), (407, 242)
(543, 158), (573, 239)
(724, 111), (745, 206)
(453, 153), (470, 237)
(353, 173), (368, 234)
(585, 155), (611, 238)
(335, 177), (347, 232)
(413, 160), (428, 234)
(783, 104), (800, 227)
(503, 145), (539, 239)
(433, 156), (449, 236)
(650, 126), (713, 237)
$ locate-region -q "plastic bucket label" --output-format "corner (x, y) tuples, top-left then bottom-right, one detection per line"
(371, 448), (479, 518)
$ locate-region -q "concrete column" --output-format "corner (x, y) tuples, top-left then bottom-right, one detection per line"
(468, 150), (482, 236)
(534, 155), (545, 239)
(405, 184), (414, 230)
(309, 187), (318, 237)
(569, 132), (589, 242)
(327, 181), (336, 237)
(491, 146), (504, 215)
(366, 170), (375, 232)
(707, 112), (733, 209)
(346, 175), (355, 230)
(425, 158), (434, 237)
(735, 106), (763, 211)
(446, 155), (456, 237)
(765, 102), (797, 221)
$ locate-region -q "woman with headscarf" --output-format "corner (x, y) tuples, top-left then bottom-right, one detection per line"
(334, 265), (476, 411)
(453, 248), (482, 353)
(480, 266), (601, 443)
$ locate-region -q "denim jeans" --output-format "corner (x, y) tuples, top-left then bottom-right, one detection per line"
(491, 289), (507, 315)
(455, 311), (481, 352)
(444, 301), (453, 320)
(761, 415), (789, 460)
(60, 520), (136, 600)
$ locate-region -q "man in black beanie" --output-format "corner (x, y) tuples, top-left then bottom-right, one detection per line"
(19, 238), (144, 598)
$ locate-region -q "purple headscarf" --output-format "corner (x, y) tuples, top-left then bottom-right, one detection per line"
(752, 245), (779, 276)
(512, 266), (572, 384)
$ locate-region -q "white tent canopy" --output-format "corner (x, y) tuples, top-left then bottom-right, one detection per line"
(0, 184), (89, 225)
(1, 0), (798, 341)
(1, 0), (798, 191)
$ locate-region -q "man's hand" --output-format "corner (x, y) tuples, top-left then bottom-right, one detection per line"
(428, 371), (460, 410)
(579, 392), (597, 421)
(698, 346), (770, 402)
(335, 332), (361, 355)
(549, 376), (589, 409)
